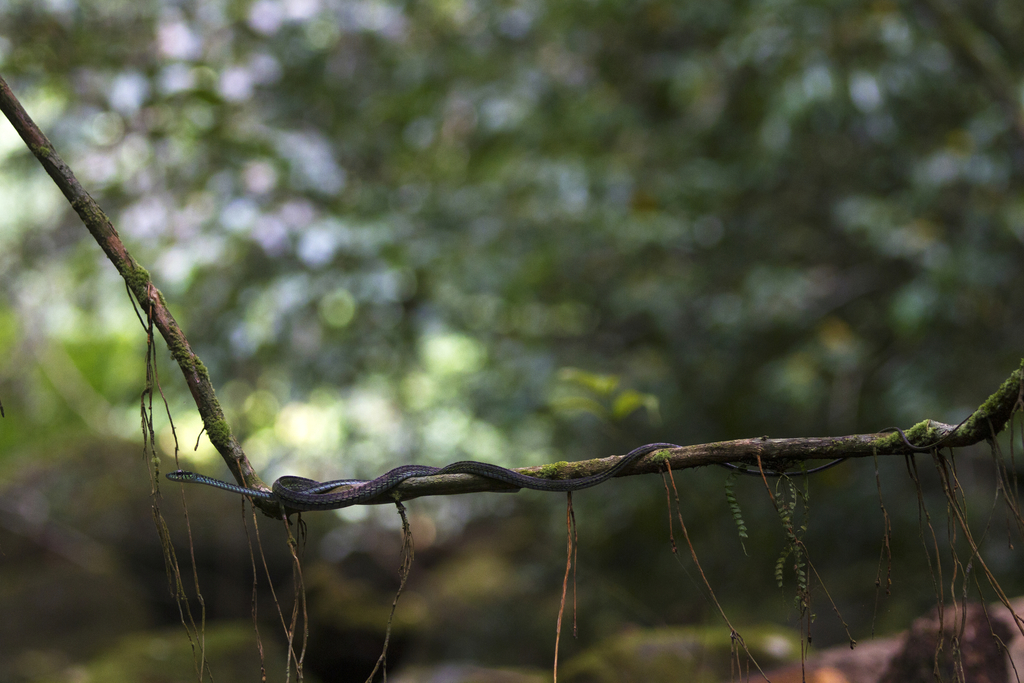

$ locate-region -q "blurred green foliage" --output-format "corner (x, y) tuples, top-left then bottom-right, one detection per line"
(1, 0), (1023, 677)
(2, 0), (1022, 469)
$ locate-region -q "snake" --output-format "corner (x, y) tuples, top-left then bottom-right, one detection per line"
(167, 442), (680, 512)
(167, 441), (849, 512)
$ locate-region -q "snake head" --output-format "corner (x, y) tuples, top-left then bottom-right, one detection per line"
(166, 470), (198, 482)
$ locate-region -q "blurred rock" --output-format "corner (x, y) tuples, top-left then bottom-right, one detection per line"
(559, 625), (801, 683)
(81, 621), (289, 683)
(758, 638), (901, 683)
(392, 663), (547, 683)
(879, 602), (1012, 683)
(762, 599), (1024, 683)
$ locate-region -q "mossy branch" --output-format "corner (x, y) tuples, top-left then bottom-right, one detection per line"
(0, 72), (268, 506)
(362, 358), (1023, 506)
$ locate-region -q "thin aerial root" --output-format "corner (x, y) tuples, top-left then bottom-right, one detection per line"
(663, 462), (770, 680)
(365, 502), (416, 683)
(242, 502), (269, 683)
(553, 492), (575, 683)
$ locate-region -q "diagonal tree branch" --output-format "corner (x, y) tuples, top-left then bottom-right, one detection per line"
(2, 71), (1021, 516)
(0, 72), (265, 500)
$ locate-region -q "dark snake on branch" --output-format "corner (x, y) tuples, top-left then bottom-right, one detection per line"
(167, 442), (848, 512)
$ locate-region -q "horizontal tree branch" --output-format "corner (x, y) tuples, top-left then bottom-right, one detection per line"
(354, 358), (1023, 506)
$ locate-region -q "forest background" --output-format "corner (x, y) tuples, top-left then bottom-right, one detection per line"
(1, 0), (1024, 681)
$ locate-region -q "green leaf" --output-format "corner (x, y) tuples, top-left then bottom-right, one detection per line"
(548, 395), (610, 420)
(556, 367), (620, 396)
